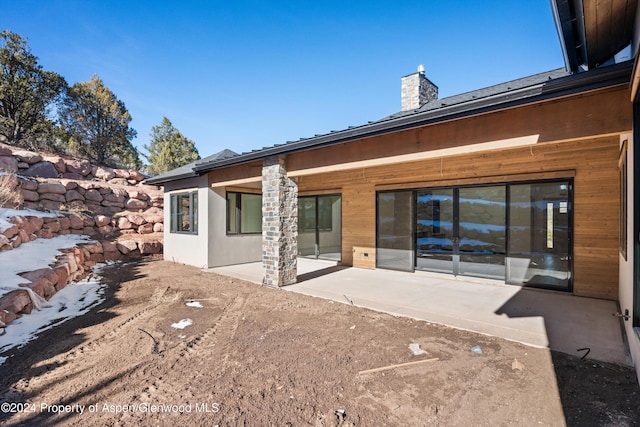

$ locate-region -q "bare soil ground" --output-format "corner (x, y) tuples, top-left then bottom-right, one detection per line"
(0, 259), (639, 426)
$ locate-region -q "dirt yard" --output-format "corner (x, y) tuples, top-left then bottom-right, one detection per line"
(0, 259), (639, 426)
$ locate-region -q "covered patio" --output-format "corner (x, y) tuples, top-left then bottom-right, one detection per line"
(208, 258), (629, 366)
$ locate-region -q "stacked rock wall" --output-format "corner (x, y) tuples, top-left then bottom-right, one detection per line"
(0, 143), (147, 185)
(19, 177), (163, 218)
(0, 240), (152, 332)
(0, 211), (163, 255)
(0, 142), (165, 251)
(0, 144), (167, 335)
(1, 177), (165, 252)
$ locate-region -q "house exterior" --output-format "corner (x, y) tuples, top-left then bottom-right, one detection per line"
(548, 0), (640, 384)
(147, 1), (640, 379)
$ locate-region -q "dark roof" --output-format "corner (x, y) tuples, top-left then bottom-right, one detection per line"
(151, 60), (632, 184)
(386, 68), (571, 119)
(144, 149), (237, 185)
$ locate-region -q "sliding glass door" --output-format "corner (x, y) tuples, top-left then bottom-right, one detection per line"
(375, 179), (572, 290)
(458, 186), (506, 280)
(507, 181), (571, 289)
(415, 186), (506, 280)
(416, 188), (454, 273)
(377, 191), (414, 271)
(298, 195), (342, 261)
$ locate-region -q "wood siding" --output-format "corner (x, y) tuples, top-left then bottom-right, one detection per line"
(288, 85), (631, 174)
(297, 138), (621, 300)
(206, 85), (630, 300)
(208, 160), (263, 187)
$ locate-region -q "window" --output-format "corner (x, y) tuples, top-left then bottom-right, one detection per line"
(170, 191), (198, 234)
(619, 141), (628, 260)
(299, 195), (337, 232)
(298, 195), (342, 261)
(376, 180), (572, 289)
(298, 197), (317, 233)
(227, 192), (262, 234)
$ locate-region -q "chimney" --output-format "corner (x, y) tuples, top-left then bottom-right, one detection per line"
(401, 65), (438, 111)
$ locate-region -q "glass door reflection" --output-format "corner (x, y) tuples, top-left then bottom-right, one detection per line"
(458, 186), (506, 280)
(298, 195), (342, 262)
(376, 191), (414, 271)
(416, 189), (454, 274)
(507, 181), (571, 290)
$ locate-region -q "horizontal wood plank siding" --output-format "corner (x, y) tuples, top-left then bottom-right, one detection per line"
(341, 183), (376, 266)
(206, 86), (628, 300)
(297, 137), (620, 300)
(288, 86), (631, 174)
(208, 160), (263, 187)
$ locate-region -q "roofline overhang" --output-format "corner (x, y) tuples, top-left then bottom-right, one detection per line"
(550, 0), (581, 73)
(192, 61), (632, 174)
(144, 171), (197, 185)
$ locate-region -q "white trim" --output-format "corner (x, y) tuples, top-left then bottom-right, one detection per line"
(167, 186), (199, 194)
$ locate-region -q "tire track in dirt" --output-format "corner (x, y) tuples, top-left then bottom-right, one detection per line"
(14, 286), (189, 423)
(181, 294), (246, 361)
(138, 294), (248, 406)
(11, 287), (180, 397)
(63, 287), (179, 362)
(3, 260), (639, 426)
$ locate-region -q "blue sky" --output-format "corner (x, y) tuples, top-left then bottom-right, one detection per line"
(2, 1), (564, 160)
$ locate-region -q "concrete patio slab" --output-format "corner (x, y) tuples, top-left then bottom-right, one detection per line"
(207, 258), (629, 366)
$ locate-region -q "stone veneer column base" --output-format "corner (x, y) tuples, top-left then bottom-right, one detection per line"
(262, 156), (297, 287)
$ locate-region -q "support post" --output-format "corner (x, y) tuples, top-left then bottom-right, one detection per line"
(262, 155), (298, 286)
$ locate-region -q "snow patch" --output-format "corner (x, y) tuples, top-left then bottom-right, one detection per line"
(171, 319), (193, 330)
(0, 262), (112, 364)
(0, 208), (60, 233)
(0, 234), (94, 292)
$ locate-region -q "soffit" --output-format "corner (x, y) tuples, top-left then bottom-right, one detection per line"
(584, 0), (637, 68)
(555, 0), (637, 71)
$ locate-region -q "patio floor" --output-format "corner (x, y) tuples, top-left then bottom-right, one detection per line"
(208, 258), (630, 365)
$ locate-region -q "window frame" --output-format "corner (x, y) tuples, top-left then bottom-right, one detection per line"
(226, 191), (262, 235)
(299, 195), (337, 233)
(619, 140), (628, 260)
(170, 190), (198, 235)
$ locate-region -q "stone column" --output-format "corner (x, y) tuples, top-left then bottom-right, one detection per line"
(262, 155), (297, 286)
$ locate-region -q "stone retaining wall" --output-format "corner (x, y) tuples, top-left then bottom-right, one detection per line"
(1, 167), (164, 252)
(0, 143), (146, 185)
(0, 143), (164, 236)
(0, 239), (162, 334)
(18, 176), (163, 217)
(0, 207), (164, 252)
(0, 145), (167, 336)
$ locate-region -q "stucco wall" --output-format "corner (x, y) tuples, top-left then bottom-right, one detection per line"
(163, 176), (209, 268)
(207, 187), (262, 267)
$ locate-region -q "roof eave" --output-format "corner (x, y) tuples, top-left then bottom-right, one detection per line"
(550, 0), (580, 73)
(144, 171), (199, 185)
(194, 61), (632, 173)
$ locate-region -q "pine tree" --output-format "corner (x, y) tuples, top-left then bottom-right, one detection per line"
(0, 31), (66, 149)
(144, 117), (200, 175)
(59, 74), (139, 168)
